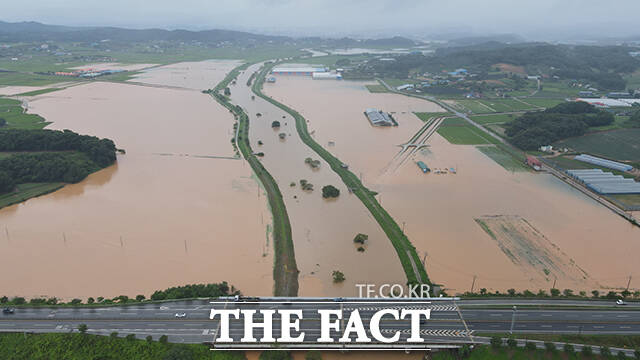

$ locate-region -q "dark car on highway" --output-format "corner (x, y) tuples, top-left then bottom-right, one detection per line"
(2, 308), (14, 314)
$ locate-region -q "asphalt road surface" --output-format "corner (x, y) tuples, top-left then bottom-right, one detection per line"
(1, 298), (639, 348)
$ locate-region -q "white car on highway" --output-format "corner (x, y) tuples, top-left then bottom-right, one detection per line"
(175, 313), (187, 318)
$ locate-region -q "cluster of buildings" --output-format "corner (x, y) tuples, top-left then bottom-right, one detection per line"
(574, 154), (634, 172)
(364, 108), (397, 126)
(271, 66), (342, 80)
(576, 97), (640, 108)
(567, 169), (640, 195)
(568, 154), (639, 195)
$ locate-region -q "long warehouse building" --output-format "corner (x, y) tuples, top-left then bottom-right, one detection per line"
(574, 154), (634, 172)
(567, 169), (640, 194)
(271, 67), (327, 75)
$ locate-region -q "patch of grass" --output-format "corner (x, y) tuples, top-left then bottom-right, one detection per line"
(455, 99), (496, 114)
(0, 97), (49, 129)
(554, 129), (640, 162)
(519, 98), (565, 109)
(610, 194), (640, 208)
(470, 113), (518, 125)
(13, 88), (62, 97)
(365, 84), (389, 93)
(414, 111), (451, 122)
(437, 118), (499, 145)
(0, 72), (71, 86)
(477, 145), (529, 172)
(255, 63), (430, 286)
(0, 182), (64, 209)
(0, 332), (243, 360)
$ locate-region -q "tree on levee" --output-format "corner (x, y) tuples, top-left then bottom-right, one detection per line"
(332, 270), (345, 283)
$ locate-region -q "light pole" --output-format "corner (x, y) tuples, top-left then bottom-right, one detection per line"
(509, 306), (517, 335)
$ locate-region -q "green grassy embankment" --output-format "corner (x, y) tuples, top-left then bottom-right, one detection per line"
(253, 63), (430, 286)
(0, 333), (243, 360)
(0, 97), (50, 129)
(0, 183), (64, 209)
(208, 63), (298, 296)
(478, 333), (640, 351)
(13, 88), (62, 97)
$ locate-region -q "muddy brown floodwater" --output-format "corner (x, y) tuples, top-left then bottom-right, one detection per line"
(266, 76), (640, 294)
(0, 63), (275, 300)
(231, 64), (407, 296)
(130, 60), (242, 90)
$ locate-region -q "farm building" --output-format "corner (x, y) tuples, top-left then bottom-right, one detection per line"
(525, 156), (542, 171)
(567, 169), (640, 194)
(364, 108), (396, 126)
(312, 72), (342, 80)
(271, 66), (327, 76)
(574, 154), (633, 172)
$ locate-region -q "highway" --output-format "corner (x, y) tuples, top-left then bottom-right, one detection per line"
(1, 298), (639, 347)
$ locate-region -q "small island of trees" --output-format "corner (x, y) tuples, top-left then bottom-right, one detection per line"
(322, 185), (340, 198)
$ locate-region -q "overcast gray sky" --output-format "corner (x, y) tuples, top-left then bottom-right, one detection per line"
(3, 0), (640, 39)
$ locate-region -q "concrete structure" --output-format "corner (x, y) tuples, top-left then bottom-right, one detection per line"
(574, 154), (633, 172)
(567, 169), (640, 194)
(271, 66), (326, 76)
(396, 84), (414, 91)
(364, 108), (396, 126)
(312, 72), (342, 80)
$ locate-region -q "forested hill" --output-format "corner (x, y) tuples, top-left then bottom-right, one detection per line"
(0, 20), (290, 44)
(0, 129), (117, 194)
(505, 102), (615, 150)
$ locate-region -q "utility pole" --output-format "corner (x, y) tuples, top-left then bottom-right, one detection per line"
(470, 275), (477, 293)
(552, 277), (557, 290)
(509, 306), (517, 335)
(402, 221), (406, 233)
(627, 275), (632, 292)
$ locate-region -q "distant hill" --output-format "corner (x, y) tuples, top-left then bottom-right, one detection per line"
(0, 20), (290, 44)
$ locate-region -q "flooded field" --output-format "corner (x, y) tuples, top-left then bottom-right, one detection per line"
(231, 64), (407, 296)
(0, 64), (274, 300)
(0, 86), (48, 95)
(266, 76), (640, 294)
(71, 63), (158, 72)
(130, 60), (242, 90)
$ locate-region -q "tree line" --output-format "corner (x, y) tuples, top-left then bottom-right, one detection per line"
(505, 102), (614, 150)
(0, 129), (117, 194)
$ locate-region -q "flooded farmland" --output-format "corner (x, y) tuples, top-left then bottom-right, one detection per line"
(130, 60), (242, 90)
(230, 64), (407, 296)
(0, 63), (274, 300)
(266, 76), (640, 294)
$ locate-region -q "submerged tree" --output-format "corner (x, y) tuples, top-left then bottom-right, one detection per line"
(322, 185), (340, 198)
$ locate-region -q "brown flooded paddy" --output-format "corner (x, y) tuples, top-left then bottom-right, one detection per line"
(0, 65), (274, 300)
(266, 76), (640, 294)
(130, 60), (242, 90)
(231, 64), (407, 296)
